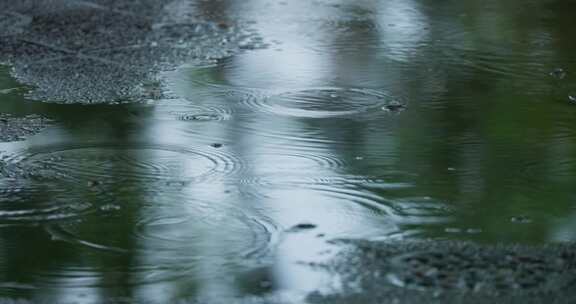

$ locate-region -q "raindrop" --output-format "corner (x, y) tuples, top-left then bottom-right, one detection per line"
(178, 113), (221, 121)
(382, 100), (407, 114)
(511, 215), (533, 224)
(466, 228), (482, 234)
(100, 204), (121, 212)
(549, 68), (567, 80)
(444, 227), (461, 233)
(259, 280), (272, 288)
(87, 180), (101, 188)
(287, 223), (318, 232)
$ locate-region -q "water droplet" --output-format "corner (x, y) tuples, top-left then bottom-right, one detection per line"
(466, 228), (482, 234)
(444, 227), (461, 233)
(217, 22), (230, 30)
(87, 180), (101, 188)
(287, 223), (317, 232)
(511, 215), (532, 224)
(550, 68), (567, 80)
(169, 110), (229, 122)
(259, 280), (272, 288)
(100, 204), (121, 212)
(382, 100), (407, 113)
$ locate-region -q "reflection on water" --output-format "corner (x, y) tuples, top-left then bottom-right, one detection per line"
(2, 0), (576, 302)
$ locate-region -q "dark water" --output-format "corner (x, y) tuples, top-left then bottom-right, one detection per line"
(2, 0), (576, 302)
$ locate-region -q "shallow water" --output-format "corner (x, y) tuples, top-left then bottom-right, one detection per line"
(2, 0), (576, 302)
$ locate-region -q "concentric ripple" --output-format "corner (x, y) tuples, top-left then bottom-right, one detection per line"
(146, 99), (234, 122)
(135, 207), (279, 262)
(0, 179), (100, 226)
(2, 144), (241, 185)
(43, 195), (280, 282)
(244, 87), (392, 118)
(167, 60), (265, 99)
(242, 150), (347, 177)
(439, 30), (555, 90)
(243, 182), (403, 239)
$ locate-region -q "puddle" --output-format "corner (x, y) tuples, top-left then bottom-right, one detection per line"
(2, 0), (576, 303)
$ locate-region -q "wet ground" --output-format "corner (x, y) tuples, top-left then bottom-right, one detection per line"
(2, 0), (576, 303)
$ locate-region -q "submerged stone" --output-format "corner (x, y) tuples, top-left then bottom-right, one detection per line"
(0, 113), (52, 142)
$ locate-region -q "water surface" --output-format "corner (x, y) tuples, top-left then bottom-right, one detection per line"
(1, 0), (576, 302)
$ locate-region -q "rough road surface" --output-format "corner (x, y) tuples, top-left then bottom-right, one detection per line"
(305, 239), (576, 304)
(0, 113), (51, 142)
(0, 0), (264, 104)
